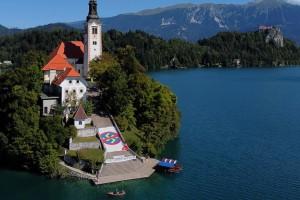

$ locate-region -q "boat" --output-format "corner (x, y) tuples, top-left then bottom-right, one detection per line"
(107, 189), (126, 196)
(156, 158), (182, 174)
(167, 165), (182, 173)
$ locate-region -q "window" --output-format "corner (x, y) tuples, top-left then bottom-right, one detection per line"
(77, 80), (80, 84)
(65, 90), (68, 94)
(93, 41), (97, 45)
(78, 69), (81, 73)
(80, 89), (83, 93)
(69, 80), (72, 84)
(73, 90), (76, 93)
(79, 121), (82, 125)
(92, 27), (98, 34)
(44, 107), (48, 114)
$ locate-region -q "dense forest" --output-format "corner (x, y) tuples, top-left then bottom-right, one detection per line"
(1, 28), (300, 70)
(0, 51), (77, 177)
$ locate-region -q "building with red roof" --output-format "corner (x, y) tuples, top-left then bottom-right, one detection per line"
(41, 0), (101, 116)
(73, 104), (89, 129)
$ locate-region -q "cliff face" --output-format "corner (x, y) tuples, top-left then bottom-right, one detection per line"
(260, 27), (284, 47)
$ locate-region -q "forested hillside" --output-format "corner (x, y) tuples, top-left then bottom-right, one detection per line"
(198, 31), (300, 66)
(0, 29), (82, 66)
(1, 28), (300, 70)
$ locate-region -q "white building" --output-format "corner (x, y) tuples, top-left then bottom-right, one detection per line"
(52, 68), (88, 107)
(73, 104), (89, 129)
(83, 0), (103, 77)
(49, 42), (85, 77)
(40, 0), (102, 115)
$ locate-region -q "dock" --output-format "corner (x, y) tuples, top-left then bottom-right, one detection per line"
(93, 158), (159, 185)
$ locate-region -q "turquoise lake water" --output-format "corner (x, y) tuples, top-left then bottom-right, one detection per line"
(2, 67), (300, 199)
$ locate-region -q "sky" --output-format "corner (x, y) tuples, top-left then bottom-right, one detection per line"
(0, 0), (299, 29)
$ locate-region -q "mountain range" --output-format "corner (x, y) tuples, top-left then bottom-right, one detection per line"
(1, 0), (300, 44)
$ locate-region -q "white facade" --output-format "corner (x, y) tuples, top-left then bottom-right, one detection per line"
(43, 70), (63, 84)
(74, 119), (86, 129)
(59, 77), (87, 106)
(83, 22), (102, 77)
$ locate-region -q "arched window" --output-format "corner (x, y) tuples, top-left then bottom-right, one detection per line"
(92, 27), (98, 34)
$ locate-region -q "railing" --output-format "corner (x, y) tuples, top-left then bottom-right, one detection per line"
(127, 148), (143, 162)
(98, 162), (105, 175)
(100, 100), (126, 144)
(108, 113), (126, 144)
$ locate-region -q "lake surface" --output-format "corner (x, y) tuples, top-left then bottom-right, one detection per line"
(2, 67), (300, 199)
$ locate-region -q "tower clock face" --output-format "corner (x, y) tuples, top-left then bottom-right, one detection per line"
(92, 34), (97, 39)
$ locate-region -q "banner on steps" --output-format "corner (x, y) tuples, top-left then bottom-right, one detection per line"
(105, 155), (137, 164)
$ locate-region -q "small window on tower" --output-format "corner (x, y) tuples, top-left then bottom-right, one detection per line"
(92, 27), (98, 34)
(93, 41), (97, 45)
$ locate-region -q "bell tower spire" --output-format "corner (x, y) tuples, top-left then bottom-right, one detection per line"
(83, 0), (102, 77)
(87, 0), (99, 21)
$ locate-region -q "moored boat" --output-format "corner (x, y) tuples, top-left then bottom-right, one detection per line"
(156, 158), (182, 173)
(107, 189), (126, 196)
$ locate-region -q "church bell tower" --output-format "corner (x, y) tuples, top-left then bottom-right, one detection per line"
(83, 0), (102, 77)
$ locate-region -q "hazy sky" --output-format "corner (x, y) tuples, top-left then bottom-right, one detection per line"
(0, 0), (299, 29)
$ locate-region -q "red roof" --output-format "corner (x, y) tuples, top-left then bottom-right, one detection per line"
(74, 104), (88, 120)
(42, 55), (75, 71)
(52, 68), (81, 86)
(50, 41), (84, 60)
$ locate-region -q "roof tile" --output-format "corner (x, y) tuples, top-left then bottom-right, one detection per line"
(42, 55), (75, 71)
(52, 68), (81, 86)
(49, 41), (84, 60)
(73, 104), (88, 120)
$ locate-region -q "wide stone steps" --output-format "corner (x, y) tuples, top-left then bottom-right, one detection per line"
(99, 159), (144, 177)
(95, 158), (159, 185)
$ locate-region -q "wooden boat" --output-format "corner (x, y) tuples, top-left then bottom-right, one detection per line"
(107, 190), (126, 196)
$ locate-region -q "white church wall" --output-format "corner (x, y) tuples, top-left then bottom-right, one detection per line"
(60, 77), (87, 107)
(74, 119), (86, 129)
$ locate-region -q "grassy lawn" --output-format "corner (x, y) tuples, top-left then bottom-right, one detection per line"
(85, 123), (93, 128)
(67, 148), (104, 162)
(73, 136), (99, 143)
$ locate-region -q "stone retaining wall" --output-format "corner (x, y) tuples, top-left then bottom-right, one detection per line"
(77, 127), (97, 137)
(64, 155), (86, 168)
(69, 141), (101, 150)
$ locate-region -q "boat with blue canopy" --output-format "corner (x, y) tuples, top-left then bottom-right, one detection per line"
(156, 158), (182, 173)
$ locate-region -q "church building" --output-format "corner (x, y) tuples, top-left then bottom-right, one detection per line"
(41, 0), (102, 116)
